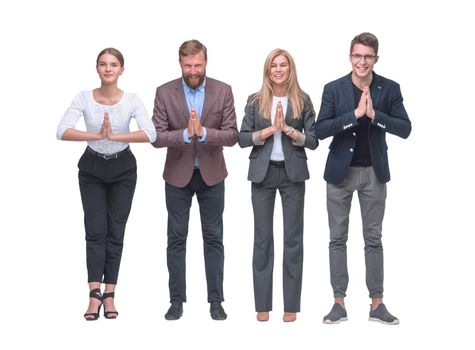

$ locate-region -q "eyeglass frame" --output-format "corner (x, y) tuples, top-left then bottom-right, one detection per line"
(350, 54), (378, 62)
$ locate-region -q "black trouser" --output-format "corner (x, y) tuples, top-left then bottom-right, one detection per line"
(165, 169), (225, 303)
(78, 147), (137, 284)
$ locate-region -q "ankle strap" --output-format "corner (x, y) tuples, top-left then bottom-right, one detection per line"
(103, 292), (115, 299)
(89, 288), (103, 301)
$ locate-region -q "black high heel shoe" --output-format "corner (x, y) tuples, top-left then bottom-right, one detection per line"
(84, 288), (103, 321)
(103, 292), (119, 319)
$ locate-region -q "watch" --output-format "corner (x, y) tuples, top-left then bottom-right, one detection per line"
(285, 126), (294, 136)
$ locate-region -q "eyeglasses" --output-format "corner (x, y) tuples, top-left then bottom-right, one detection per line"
(350, 54), (377, 62)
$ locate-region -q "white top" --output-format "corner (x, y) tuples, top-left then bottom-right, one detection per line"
(56, 91), (157, 154)
(270, 96), (288, 161)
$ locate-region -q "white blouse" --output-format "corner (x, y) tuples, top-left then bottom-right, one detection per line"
(56, 91), (157, 154)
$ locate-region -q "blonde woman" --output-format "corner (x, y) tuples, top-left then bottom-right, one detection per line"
(238, 49), (318, 322)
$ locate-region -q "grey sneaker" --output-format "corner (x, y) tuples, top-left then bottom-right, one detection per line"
(369, 303), (399, 325)
(323, 303), (348, 324)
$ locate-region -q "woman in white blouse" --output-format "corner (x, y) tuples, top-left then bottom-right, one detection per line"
(57, 48), (156, 321)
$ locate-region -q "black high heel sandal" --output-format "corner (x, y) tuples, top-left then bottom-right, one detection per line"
(84, 288), (103, 321)
(103, 292), (119, 319)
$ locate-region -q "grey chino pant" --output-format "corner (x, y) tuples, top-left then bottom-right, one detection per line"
(327, 166), (386, 299)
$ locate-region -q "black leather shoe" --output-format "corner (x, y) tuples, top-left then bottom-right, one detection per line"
(164, 302), (183, 320)
(210, 302), (227, 320)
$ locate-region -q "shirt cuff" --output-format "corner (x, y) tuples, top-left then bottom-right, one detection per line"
(183, 129), (192, 143)
(292, 131), (306, 147)
(252, 131), (265, 145)
(197, 127), (207, 143)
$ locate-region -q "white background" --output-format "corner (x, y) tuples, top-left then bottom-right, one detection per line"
(1, 0), (473, 348)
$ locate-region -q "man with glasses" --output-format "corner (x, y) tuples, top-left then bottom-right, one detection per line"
(315, 32), (411, 325)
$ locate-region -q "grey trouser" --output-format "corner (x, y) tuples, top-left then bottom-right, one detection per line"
(252, 161), (305, 312)
(327, 166), (386, 299)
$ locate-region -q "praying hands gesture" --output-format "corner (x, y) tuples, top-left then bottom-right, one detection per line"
(260, 101), (295, 140)
(187, 108), (204, 139)
(355, 86), (375, 120)
(99, 112), (115, 140)
(272, 101), (287, 132)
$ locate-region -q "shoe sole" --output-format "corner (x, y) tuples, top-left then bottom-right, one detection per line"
(368, 317), (400, 325)
(164, 312), (183, 320)
(323, 317), (348, 324)
(164, 315), (182, 320)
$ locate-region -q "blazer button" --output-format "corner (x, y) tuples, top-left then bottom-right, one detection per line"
(352, 132), (356, 136)
(350, 148), (354, 152)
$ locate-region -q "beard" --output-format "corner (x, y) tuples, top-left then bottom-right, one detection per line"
(183, 71), (206, 89)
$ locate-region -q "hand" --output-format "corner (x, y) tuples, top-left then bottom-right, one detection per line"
(273, 101), (284, 131)
(364, 87), (375, 119)
(192, 109), (203, 137)
(187, 110), (196, 138)
(99, 112), (109, 139)
(103, 112), (115, 139)
(355, 89), (367, 119)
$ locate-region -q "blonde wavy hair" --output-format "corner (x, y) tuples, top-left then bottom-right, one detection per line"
(251, 49), (306, 120)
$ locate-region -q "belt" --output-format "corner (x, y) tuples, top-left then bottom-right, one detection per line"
(86, 146), (130, 160)
(269, 160), (285, 167)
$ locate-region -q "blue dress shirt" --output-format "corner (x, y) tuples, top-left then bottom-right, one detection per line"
(182, 79), (207, 143)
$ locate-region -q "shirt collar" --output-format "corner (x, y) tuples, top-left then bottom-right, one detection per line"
(182, 78), (206, 93)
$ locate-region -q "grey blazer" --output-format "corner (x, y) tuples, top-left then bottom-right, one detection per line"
(238, 94), (318, 183)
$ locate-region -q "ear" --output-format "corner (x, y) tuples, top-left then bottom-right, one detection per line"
(374, 55), (379, 64)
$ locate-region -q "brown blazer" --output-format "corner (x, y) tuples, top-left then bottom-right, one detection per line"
(152, 77), (238, 187)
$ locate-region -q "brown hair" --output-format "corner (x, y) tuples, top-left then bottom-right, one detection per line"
(178, 39), (207, 61)
(350, 32), (379, 55)
(96, 47), (125, 67)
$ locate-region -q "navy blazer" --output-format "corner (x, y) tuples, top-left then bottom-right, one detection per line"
(239, 94), (318, 183)
(315, 72), (411, 185)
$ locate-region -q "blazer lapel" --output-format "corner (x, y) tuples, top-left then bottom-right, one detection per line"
(342, 73), (355, 111)
(174, 80), (191, 124)
(370, 72), (383, 109)
(284, 100), (293, 125)
(201, 78), (214, 124)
